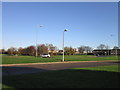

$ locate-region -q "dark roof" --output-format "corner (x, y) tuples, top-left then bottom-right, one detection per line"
(93, 49), (120, 51)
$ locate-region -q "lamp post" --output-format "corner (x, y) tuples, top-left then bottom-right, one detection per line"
(62, 29), (68, 62)
(110, 34), (117, 56)
(36, 25), (42, 57)
(114, 43), (118, 57)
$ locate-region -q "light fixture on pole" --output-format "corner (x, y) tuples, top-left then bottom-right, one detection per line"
(62, 29), (68, 62)
(36, 25), (43, 57)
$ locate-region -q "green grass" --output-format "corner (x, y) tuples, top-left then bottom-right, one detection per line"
(2, 55), (62, 64)
(2, 65), (120, 88)
(73, 65), (120, 72)
(1, 55), (119, 64)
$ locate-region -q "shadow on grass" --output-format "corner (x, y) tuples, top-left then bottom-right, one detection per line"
(2, 66), (120, 88)
(2, 66), (49, 76)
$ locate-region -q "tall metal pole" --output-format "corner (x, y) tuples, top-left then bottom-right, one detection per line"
(36, 25), (42, 57)
(62, 31), (65, 62)
(62, 29), (67, 62)
(115, 43), (118, 57)
(110, 34), (117, 56)
(36, 25), (38, 57)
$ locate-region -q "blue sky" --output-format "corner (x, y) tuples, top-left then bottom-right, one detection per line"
(2, 2), (118, 50)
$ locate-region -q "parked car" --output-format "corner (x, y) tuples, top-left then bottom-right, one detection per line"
(41, 54), (50, 58)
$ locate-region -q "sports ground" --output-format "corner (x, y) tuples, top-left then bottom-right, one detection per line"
(1, 55), (120, 88)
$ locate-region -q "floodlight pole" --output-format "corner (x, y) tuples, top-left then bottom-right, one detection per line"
(36, 25), (42, 57)
(62, 29), (68, 62)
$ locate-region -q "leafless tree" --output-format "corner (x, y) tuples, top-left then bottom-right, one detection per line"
(97, 44), (106, 50)
(78, 46), (92, 54)
(37, 44), (48, 56)
(18, 47), (23, 55)
(64, 46), (76, 55)
(46, 44), (58, 55)
(7, 47), (17, 55)
(26, 46), (36, 56)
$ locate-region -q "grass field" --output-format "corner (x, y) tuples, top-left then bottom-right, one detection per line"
(73, 65), (120, 72)
(1, 54), (119, 64)
(2, 65), (120, 88)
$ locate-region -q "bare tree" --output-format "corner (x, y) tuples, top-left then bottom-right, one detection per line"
(78, 46), (85, 54)
(64, 46), (76, 55)
(97, 44), (106, 50)
(21, 48), (28, 55)
(18, 47), (23, 55)
(26, 46), (36, 56)
(37, 44), (48, 55)
(46, 44), (58, 55)
(78, 46), (92, 54)
(64, 47), (71, 55)
(84, 46), (92, 54)
(7, 47), (17, 55)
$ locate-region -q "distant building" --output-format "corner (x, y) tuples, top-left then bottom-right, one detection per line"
(58, 50), (63, 55)
(73, 48), (79, 54)
(111, 49), (120, 55)
(93, 49), (120, 56)
(48, 50), (59, 55)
